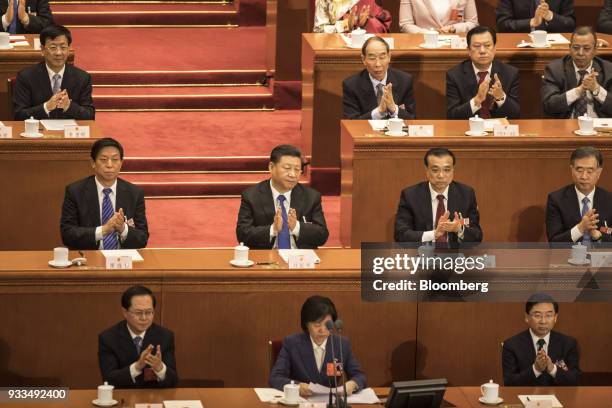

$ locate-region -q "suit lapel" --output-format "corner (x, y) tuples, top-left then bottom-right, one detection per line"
(463, 61), (479, 100)
(85, 176), (101, 226)
(290, 184), (304, 219)
(37, 63), (53, 102)
(423, 0), (442, 27)
(548, 331), (561, 363)
(564, 57), (578, 90)
(359, 70), (378, 110)
(116, 179), (129, 217)
(298, 334), (320, 382)
(563, 186), (581, 225)
(120, 321), (140, 360)
(421, 183), (434, 230)
(258, 181), (276, 222)
(522, 330), (537, 365)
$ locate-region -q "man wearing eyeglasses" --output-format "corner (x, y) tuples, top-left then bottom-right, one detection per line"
(98, 285), (178, 388)
(236, 144), (329, 249)
(502, 293), (580, 386)
(394, 147), (482, 243)
(546, 146), (611, 243)
(13, 24), (94, 120)
(542, 26), (612, 119)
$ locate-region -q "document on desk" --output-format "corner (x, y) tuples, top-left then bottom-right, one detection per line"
(368, 119), (388, 131)
(163, 401), (203, 408)
(278, 249), (320, 264)
(307, 383), (380, 404)
(253, 388), (308, 403)
(41, 119), (77, 131)
(135, 404), (162, 408)
(101, 249), (144, 262)
(545, 33), (570, 45)
(518, 395), (563, 407)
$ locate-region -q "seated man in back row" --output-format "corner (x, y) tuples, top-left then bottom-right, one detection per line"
(13, 24), (94, 120)
(496, 0), (575, 33)
(1, 0), (53, 34)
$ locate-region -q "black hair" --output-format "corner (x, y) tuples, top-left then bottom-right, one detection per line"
(525, 293), (559, 314)
(467, 26), (497, 47)
(270, 144), (302, 164)
(90, 137), (124, 161)
(424, 147), (456, 166)
(571, 26), (597, 46)
(300, 295), (337, 333)
(570, 146), (603, 167)
(361, 36), (390, 56)
(40, 25), (72, 46)
(121, 285), (156, 310)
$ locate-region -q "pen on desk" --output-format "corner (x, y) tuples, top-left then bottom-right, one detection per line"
(78, 250), (84, 258)
(526, 396), (530, 401)
(303, 216), (306, 222)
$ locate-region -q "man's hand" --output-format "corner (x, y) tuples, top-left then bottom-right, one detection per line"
(273, 208), (284, 234)
(545, 354), (555, 374)
(439, 212), (462, 233)
(489, 73), (505, 101)
(474, 77), (490, 106)
(578, 209), (599, 234)
(135, 344), (154, 371)
(113, 208), (126, 233)
(434, 211), (450, 239)
(537, 0), (553, 22)
(56, 90), (71, 111)
(17, 0), (28, 24)
(534, 348), (548, 372)
(581, 71), (599, 93)
(347, 6), (358, 30)
(383, 83), (397, 114)
(358, 4), (370, 28)
(44, 92), (64, 112)
(5, 0), (15, 24)
(299, 383), (312, 397)
(287, 208), (297, 232)
(145, 345), (164, 373)
(377, 87), (388, 115)
(345, 380), (358, 396)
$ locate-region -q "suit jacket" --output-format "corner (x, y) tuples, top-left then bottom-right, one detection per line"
(394, 181), (482, 243)
(236, 180), (329, 249)
(502, 329), (580, 386)
(1, 0), (53, 34)
(399, 0), (478, 34)
(546, 184), (612, 243)
(13, 62), (95, 120)
(496, 0), (575, 33)
(269, 332), (367, 391)
(598, 0), (612, 34)
(542, 56), (612, 119)
(60, 175), (149, 250)
(342, 67), (416, 119)
(446, 59), (520, 119)
(98, 321), (178, 388)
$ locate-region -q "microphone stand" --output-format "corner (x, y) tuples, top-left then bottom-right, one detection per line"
(325, 320), (341, 408)
(336, 321), (350, 408)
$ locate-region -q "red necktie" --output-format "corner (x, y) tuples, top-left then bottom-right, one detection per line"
(435, 194), (447, 243)
(477, 71), (493, 119)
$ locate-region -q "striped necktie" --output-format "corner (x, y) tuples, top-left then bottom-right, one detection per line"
(101, 188), (119, 249)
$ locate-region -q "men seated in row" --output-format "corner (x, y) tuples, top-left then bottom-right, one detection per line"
(546, 146), (611, 243)
(543, 26), (612, 118)
(598, 0), (612, 34)
(99, 285), (178, 388)
(496, 0), (575, 33)
(394, 147), (482, 243)
(503, 293), (580, 386)
(236, 144), (329, 249)
(399, 0), (478, 34)
(342, 36), (416, 120)
(1, 0), (53, 34)
(60, 138), (149, 250)
(313, 0), (391, 34)
(13, 24), (95, 120)
(269, 295), (366, 397)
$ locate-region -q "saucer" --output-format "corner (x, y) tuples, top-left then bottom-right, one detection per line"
(385, 130), (407, 137)
(346, 43), (363, 49)
(278, 398), (299, 406)
(465, 130), (487, 136)
(418, 43), (440, 49)
(531, 43), (551, 48)
(92, 399), (118, 407)
(478, 397), (503, 405)
(574, 129), (597, 136)
(568, 258), (590, 266)
(48, 260), (72, 268)
(229, 259), (254, 267)
(20, 132), (43, 138)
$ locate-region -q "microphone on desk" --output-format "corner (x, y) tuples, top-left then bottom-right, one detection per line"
(334, 320), (350, 408)
(325, 320), (341, 408)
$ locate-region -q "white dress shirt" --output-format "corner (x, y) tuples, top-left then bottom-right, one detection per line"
(43, 64), (67, 116)
(565, 62), (608, 118)
(127, 325), (167, 383)
(369, 72), (399, 120)
(269, 180), (300, 248)
(529, 329), (557, 378)
(570, 186), (595, 242)
(431, 0), (451, 23)
(421, 183), (465, 242)
(310, 336), (328, 372)
(469, 63), (507, 114)
(94, 177), (128, 249)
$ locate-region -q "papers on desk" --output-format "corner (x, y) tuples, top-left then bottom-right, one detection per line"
(135, 404), (162, 408)
(163, 401), (203, 408)
(339, 34), (394, 49)
(41, 119), (77, 131)
(9, 35), (26, 40)
(306, 384), (380, 404)
(368, 120), (387, 131)
(101, 249), (144, 262)
(12, 41), (29, 47)
(278, 249), (321, 264)
(253, 388), (308, 403)
(544, 33), (570, 45)
(518, 395), (563, 407)
(593, 118), (612, 128)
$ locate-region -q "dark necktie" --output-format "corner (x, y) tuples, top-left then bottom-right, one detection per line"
(52, 73), (61, 95)
(574, 70), (589, 118)
(376, 82), (384, 104)
(101, 188), (119, 249)
(8, 0), (18, 34)
(581, 196), (592, 244)
(435, 194), (447, 243)
(477, 71), (493, 119)
(537, 338), (546, 352)
(133, 336), (142, 355)
(276, 195), (291, 249)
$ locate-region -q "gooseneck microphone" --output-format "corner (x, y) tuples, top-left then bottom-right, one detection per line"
(325, 320), (341, 408)
(335, 320), (351, 408)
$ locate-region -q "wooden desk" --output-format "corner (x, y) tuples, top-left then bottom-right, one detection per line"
(340, 119), (612, 246)
(460, 386), (612, 408)
(302, 33), (612, 191)
(0, 35), (75, 120)
(0, 121), (101, 250)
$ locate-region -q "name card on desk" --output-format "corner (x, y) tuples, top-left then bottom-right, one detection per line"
(288, 253), (316, 269)
(450, 37), (467, 49)
(106, 255), (132, 269)
(493, 124), (519, 136)
(0, 126), (12, 139)
(408, 125), (434, 137)
(64, 125), (90, 138)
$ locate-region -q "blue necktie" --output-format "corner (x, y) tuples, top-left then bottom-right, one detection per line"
(133, 336), (142, 355)
(101, 188), (119, 249)
(52, 74), (61, 95)
(8, 0), (18, 34)
(581, 196), (591, 244)
(277, 195), (291, 249)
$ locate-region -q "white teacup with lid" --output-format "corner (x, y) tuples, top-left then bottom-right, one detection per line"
(93, 381), (115, 406)
(480, 379), (499, 403)
(351, 28), (366, 48)
(24, 117), (40, 136)
(424, 29), (439, 48)
(283, 380), (300, 404)
(469, 114), (485, 134)
(233, 242), (249, 264)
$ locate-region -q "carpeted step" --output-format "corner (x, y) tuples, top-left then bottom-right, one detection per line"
(93, 85), (273, 110)
(90, 70), (267, 86)
(122, 156), (270, 172)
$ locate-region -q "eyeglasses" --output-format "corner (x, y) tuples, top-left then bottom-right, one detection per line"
(529, 313), (555, 320)
(129, 309), (154, 318)
(45, 45), (70, 53)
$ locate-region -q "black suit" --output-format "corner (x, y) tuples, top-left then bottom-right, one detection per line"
(98, 321), (178, 388)
(546, 184), (612, 243)
(342, 68), (416, 119)
(542, 56), (612, 119)
(446, 59), (520, 119)
(236, 180), (329, 249)
(1, 0), (53, 34)
(60, 175), (149, 250)
(502, 329), (580, 386)
(394, 181), (483, 243)
(598, 0), (612, 34)
(496, 0), (575, 33)
(13, 62), (95, 120)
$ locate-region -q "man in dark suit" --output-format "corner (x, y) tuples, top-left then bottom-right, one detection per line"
(446, 26), (520, 119)
(496, 0), (575, 33)
(395, 147), (482, 243)
(13, 24), (94, 120)
(342, 36), (415, 119)
(598, 0), (612, 34)
(269, 296), (366, 397)
(502, 293), (580, 386)
(99, 285), (178, 388)
(546, 146), (611, 243)
(1, 0), (53, 34)
(60, 137), (149, 250)
(236, 144), (328, 249)
(542, 27), (612, 119)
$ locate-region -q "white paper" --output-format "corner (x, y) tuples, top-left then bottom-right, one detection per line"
(12, 41), (29, 47)
(339, 34), (394, 49)
(163, 401), (203, 408)
(589, 251), (612, 267)
(64, 125), (90, 138)
(135, 404), (162, 408)
(0, 126), (10, 139)
(101, 249), (144, 262)
(41, 119), (77, 131)
(9, 35), (26, 40)
(408, 125), (434, 137)
(545, 33), (570, 44)
(253, 388), (284, 402)
(593, 118), (612, 128)
(493, 124), (519, 136)
(518, 395), (563, 408)
(306, 385), (380, 404)
(368, 120), (387, 131)
(278, 249), (320, 264)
